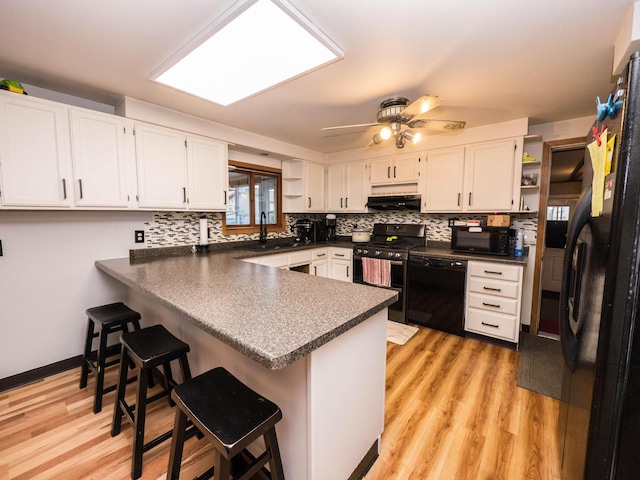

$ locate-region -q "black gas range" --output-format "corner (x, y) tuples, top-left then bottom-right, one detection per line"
(352, 223), (427, 323)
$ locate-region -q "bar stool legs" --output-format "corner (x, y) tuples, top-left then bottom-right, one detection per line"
(79, 302), (141, 414)
(111, 324), (191, 479)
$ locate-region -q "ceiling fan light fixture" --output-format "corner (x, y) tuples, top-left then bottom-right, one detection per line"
(402, 129), (421, 144)
(379, 126), (392, 140)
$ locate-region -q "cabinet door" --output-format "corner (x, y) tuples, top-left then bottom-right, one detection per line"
(326, 164), (346, 211)
(464, 139), (515, 212)
(0, 94), (73, 207)
(330, 260), (352, 282)
(186, 135), (228, 211)
(369, 157), (392, 184)
(305, 162), (325, 212)
(135, 123), (187, 209)
(312, 260), (329, 277)
(344, 161), (368, 212)
(70, 109), (129, 207)
(424, 147), (465, 212)
(392, 153), (420, 183)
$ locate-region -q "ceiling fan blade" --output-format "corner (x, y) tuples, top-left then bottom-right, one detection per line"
(410, 119), (467, 131)
(400, 94), (443, 118)
(321, 122), (380, 132)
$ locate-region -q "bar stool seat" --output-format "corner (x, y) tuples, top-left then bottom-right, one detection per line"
(167, 367), (285, 480)
(111, 324), (192, 480)
(79, 302), (141, 413)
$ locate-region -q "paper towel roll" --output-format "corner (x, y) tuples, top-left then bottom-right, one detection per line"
(199, 217), (208, 245)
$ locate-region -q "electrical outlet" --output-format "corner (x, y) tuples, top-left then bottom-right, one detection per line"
(134, 230), (145, 243)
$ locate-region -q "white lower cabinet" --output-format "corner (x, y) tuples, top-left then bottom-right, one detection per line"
(465, 261), (523, 344)
(312, 249), (329, 277)
(329, 248), (352, 282)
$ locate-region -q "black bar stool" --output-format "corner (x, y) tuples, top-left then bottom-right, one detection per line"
(79, 302), (142, 413)
(167, 367), (285, 480)
(111, 324), (192, 480)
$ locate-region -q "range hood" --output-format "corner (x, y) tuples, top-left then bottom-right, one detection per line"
(366, 194), (421, 211)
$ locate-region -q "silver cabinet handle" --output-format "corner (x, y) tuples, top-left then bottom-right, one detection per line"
(223, 191), (227, 205)
(317, 253), (326, 257)
(347, 266), (349, 277)
(457, 193), (461, 206)
(387, 166), (391, 178)
(394, 166), (397, 178)
(335, 253), (345, 257)
(183, 187), (187, 203)
(484, 270), (503, 275)
(308, 197), (311, 208)
(483, 286), (501, 292)
(78, 179), (84, 199)
(340, 198), (343, 208)
(345, 197), (348, 208)
(62, 178), (67, 199)
(469, 192), (472, 206)
(314, 266), (317, 275)
(481, 321), (499, 328)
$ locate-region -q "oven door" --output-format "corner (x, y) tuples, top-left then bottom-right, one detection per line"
(353, 255), (407, 323)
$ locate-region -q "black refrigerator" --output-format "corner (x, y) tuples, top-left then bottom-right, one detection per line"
(559, 50), (640, 479)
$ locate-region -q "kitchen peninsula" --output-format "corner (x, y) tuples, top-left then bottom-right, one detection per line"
(96, 247), (397, 480)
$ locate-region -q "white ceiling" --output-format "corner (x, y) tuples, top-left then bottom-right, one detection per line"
(0, 0), (635, 155)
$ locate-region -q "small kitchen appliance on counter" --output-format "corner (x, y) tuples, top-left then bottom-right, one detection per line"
(325, 214), (337, 241)
(450, 225), (511, 256)
(353, 223), (427, 324)
(292, 218), (327, 243)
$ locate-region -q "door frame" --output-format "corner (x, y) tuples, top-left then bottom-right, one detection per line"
(529, 137), (586, 334)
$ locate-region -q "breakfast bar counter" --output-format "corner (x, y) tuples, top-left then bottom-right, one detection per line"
(96, 248), (396, 479)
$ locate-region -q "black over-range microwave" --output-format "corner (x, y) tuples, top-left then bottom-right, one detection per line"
(451, 226), (511, 256)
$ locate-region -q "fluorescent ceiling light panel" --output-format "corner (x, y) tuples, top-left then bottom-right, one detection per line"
(153, 0), (343, 106)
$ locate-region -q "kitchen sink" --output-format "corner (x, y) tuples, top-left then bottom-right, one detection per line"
(237, 242), (300, 251)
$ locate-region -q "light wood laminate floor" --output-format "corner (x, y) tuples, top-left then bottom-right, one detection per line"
(0, 327), (561, 479)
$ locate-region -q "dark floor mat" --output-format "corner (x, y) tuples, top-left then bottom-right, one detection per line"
(517, 333), (563, 399)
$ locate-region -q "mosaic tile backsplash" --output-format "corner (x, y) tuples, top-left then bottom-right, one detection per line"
(144, 211), (538, 247)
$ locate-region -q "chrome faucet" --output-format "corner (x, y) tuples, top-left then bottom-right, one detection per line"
(259, 211), (268, 244)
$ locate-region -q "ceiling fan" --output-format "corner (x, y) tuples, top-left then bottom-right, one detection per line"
(321, 94), (466, 148)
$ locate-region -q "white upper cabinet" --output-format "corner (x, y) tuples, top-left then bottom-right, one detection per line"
(134, 124), (228, 211)
(69, 109), (129, 208)
(135, 122), (188, 209)
(327, 161), (368, 212)
(186, 134), (228, 211)
(282, 159), (326, 213)
(0, 92), (73, 207)
(421, 139), (517, 213)
(423, 147), (465, 212)
(464, 139), (515, 212)
(370, 153), (420, 185)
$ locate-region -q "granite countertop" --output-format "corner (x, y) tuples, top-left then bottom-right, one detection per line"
(96, 243), (396, 370)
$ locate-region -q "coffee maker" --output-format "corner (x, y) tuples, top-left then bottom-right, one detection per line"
(325, 214), (337, 241)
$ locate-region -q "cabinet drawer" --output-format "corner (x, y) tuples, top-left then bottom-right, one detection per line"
(467, 276), (519, 299)
(467, 292), (518, 315)
(468, 261), (521, 282)
(465, 308), (518, 342)
(312, 248), (329, 260)
(330, 248), (352, 260)
(288, 250), (313, 265)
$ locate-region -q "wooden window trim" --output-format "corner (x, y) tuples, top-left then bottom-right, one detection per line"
(223, 160), (285, 235)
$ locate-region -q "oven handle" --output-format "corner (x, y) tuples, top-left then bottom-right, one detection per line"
(353, 257), (404, 267)
(390, 260), (404, 266)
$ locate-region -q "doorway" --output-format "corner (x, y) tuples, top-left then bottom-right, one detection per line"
(531, 138), (586, 337)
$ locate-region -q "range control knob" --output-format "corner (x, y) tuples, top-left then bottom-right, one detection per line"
(375, 250), (381, 256)
(362, 249), (369, 255)
(387, 252), (394, 258)
(355, 248), (362, 255)
(394, 252), (402, 259)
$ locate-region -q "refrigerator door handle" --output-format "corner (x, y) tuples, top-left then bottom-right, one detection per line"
(560, 185), (592, 372)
